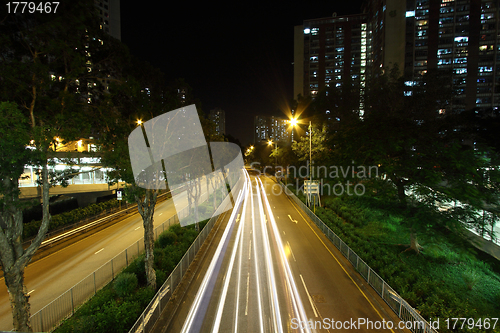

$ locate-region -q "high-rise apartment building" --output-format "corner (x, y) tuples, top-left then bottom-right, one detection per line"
(295, 1), (500, 113)
(254, 116), (290, 143)
(209, 108), (226, 135)
(95, 0), (121, 41)
(294, 13), (368, 114)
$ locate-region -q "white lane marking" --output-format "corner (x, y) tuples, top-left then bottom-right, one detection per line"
(288, 215), (298, 223)
(245, 273), (250, 315)
(27, 289), (35, 296)
(287, 241), (296, 262)
(159, 213), (163, 216)
(300, 274), (318, 317)
(94, 248), (104, 255)
(134, 226), (141, 230)
(283, 231), (286, 235)
(248, 240), (252, 260)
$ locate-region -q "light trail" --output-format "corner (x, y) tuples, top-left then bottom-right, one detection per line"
(211, 171), (250, 332)
(250, 176), (265, 333)
(258, 177), (312, 333)
(255, 179), (283, 333)
(180, 172), (248, 333)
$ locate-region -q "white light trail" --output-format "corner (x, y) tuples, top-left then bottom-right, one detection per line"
(251, 177), (265, 333)
(180, 172), (248, 333)
(255, 179), (283, 333)
(211, 171), (250, 332)
(258, 178), (312, 333)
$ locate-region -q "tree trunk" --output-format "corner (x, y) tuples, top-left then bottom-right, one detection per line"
(409, 228), (423, 254)
(0, 163), (52, 332)
(4, 269), (30, 332)
(396, 180), (407, 207)
(143, 212), (156, 290)
(136, 189), (157, 290)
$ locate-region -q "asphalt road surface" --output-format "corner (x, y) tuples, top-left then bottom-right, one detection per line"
(0, 184), (210, 331)
(160, 170), (409, 333)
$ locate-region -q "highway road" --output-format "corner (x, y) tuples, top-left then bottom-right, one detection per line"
(159, 170), (409, 333)
(0, 183), (211, 331)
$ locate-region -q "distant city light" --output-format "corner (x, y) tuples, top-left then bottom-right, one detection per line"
(406, 11), (415, 17)
(304, 28), (311, 34)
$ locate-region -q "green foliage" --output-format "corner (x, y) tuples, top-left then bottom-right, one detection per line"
(23, 199), (120, 238)
(157, 231), (178, 247)
(113, 273), (138, 298)
(305, 193), (500, 331)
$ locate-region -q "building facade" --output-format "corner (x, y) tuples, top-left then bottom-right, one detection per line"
(295, 0), (500, 113)
(254, 116), (290, 143)
(294, 13), (368, 114)
(209, 108), (226, 136)
(95, 0), (121, 41)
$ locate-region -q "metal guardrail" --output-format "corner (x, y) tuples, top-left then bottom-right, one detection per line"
(29, 208), (186, 332)
(29, 185), (185, 249)
(28, 183), (206, 332)
(278, 182), (437, 333)
(128, 175), (244, 333)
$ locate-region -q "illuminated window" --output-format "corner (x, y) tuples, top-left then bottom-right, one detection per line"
(454, 36), (469, 43)
(406, 11), (415, 17)
(438, 48), (452, 55)
(479, 66), (493, 72)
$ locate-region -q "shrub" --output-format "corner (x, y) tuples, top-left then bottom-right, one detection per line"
(158, 231), (178, 247)
(122, 255), (146, 286)
(114, 273), (138, 297)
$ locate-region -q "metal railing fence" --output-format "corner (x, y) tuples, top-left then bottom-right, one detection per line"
(127, 176), (244, 333)
(278, 182), (437, 333)
(29, 180), (218, 332)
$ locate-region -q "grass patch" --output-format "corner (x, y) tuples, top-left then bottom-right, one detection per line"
(291, 187), (500, 333)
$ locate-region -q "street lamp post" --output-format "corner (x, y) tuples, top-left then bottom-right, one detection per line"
(309, 120), (312, 181)
(268, 139), (277, 169)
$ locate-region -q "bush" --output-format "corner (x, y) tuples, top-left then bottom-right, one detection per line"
(158, 231), (177, 248)
(114, 273), (138, 297)
(122, 255), (146, 286)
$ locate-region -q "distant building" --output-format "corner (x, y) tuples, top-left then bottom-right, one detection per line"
(294, 13), (368, 115)
(254, 115), (290, 143)
(209, 108), (226, 135)
(295, 1), (500, 114)
(367, 0), (500, 112)
(95, 0), (121, 41)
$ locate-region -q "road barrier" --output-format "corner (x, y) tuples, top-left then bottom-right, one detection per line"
(28, 183), (212, 332)
(127, 175), (244, 333)
(278, 182), (437, 333)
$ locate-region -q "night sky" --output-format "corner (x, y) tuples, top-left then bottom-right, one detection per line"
(121, 2), (364, 145)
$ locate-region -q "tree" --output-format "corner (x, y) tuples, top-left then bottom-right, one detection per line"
(332, 66), (497, 253)
(291, 123), (329, 167)
(0, 2), (110, 329)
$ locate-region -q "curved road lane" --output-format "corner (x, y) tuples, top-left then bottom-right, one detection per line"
(159, 171), (409, 333)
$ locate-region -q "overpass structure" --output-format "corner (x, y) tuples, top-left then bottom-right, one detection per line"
(18, 149), (124, 206)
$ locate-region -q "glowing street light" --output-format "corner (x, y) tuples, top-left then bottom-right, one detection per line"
(137, 119), (143, 125)
(288, 117), (312, 180)
(268, 139), (277, 168)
